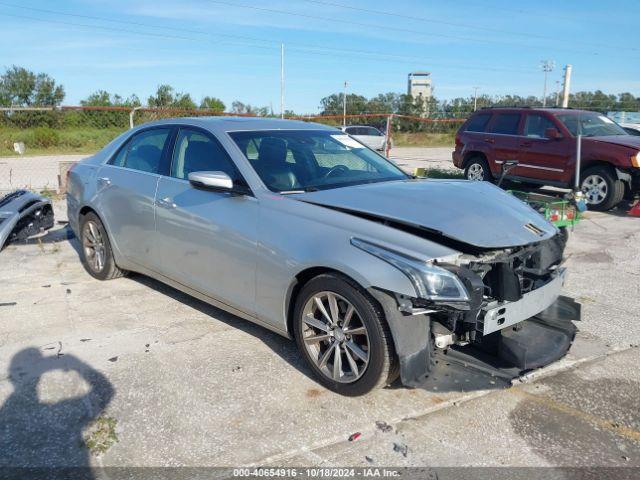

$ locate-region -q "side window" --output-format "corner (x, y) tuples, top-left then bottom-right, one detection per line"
(110, 128), (170, 174)
(524, 114), (556, 138)
(344, 127), (356, 135)
(171, 129), (238, 181)
(465, 114), (491, 133)
(489, 114), (521, 135)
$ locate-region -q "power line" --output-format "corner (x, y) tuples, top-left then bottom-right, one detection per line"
(294, 0), (636, 52)
(0, 5), (538, 74)
(200, 0), (637, 59)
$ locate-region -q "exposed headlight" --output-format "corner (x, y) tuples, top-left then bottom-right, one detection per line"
(351, 238), (470, 302)
(632, 152), (640, 168)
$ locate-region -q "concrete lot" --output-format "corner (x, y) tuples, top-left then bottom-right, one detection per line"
(0, 195), (638, 469)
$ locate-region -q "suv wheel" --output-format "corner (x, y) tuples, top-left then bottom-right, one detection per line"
(293, 273), (396, 396)
(79, 212), (126, 280)
(580, 166), (625, 211)
(464, 157), (492, 182)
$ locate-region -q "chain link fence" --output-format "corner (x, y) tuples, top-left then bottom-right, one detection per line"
(0, 106), (466, 194)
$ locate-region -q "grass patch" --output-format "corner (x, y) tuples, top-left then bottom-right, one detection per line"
(84, 415), (119, 456)
(392, 132), (455, 148)
(0, 127), (125, 156)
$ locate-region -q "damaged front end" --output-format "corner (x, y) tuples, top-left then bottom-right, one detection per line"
(361, 233), (581, 391)
(0, 190), (55, 250)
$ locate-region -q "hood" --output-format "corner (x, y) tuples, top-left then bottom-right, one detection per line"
(586, 135), (640, 149)
(292, 179), (557, 250)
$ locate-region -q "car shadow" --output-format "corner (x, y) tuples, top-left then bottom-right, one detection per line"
(0, 348), (114, 475)
(129, 273), (315, 381)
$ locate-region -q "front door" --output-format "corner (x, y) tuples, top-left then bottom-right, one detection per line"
(154, 128), (259, 314)
(95, 127), (172, 270)
(518, 113), (572, 182)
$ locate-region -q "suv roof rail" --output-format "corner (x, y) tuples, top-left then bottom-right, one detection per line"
(480, 105), (533, 110)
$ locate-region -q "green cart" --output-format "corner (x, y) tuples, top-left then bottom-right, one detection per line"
(509, 190), (582, 228)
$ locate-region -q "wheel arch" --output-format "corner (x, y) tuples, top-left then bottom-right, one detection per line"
(462, 150), (488, 168)
(285, 266), (358, 337)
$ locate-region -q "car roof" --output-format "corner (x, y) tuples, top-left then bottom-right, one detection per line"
(476, 107), (598, 116)
(130, 116), (340, 134)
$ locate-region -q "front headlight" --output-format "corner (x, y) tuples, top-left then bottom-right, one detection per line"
(632, 152), (640, 168)
(351, 238), (470, 302)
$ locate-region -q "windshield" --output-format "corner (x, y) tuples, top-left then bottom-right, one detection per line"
(228, 130), (408, 192)
(555, 112), (628, 137)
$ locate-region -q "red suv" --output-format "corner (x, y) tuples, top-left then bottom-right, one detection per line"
(452, 108), (640, 210)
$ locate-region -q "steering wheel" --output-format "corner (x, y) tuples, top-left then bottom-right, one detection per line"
(323, 164), (349, 179)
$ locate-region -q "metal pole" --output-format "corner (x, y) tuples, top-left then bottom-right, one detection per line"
(574, 111), (583, 190)
(540, 60), (555, 107)
(473, 86), (479, 111)
(129, 106), (142, 129)
(280, 43), (285, 119)
(343, 81), (348, 127)
(561, 64), (572, 108)
(385, 115), (392, 158)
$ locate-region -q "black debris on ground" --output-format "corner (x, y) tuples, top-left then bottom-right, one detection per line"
(393, 442), (408, 457)
(375, 421), (393, 433)
(108, 356), (118, 362)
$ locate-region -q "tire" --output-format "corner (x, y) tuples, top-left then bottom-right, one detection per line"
(464, 156), (492, 182)
(293, 273), (396, 396)
(79, 212), (126, 280)
(580, 166), (625, 211)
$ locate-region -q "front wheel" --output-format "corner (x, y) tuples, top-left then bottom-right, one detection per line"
(580, 166), (625, 211)
(293, 274), (396, 396)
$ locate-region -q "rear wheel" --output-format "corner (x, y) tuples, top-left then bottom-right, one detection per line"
(293, 273), (396, 396)
(464, 156), (492, 182)
(580, 166), (625, 211)
(79, 212), (126, 280)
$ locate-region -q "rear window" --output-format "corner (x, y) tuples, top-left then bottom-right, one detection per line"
(464, 114), (491, 133)
(489, 114), (521, 135)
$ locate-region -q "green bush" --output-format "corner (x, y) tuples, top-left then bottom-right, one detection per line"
(31, 127), (60, 147)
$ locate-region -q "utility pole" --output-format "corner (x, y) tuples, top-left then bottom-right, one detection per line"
(554, 80), (560, 106)
(343, 81), (348, 127)
(561, 64), (572, 108)
(473, 86), (479, 111)
(540, 60), (555, 107)
(280, 43), (285, 119)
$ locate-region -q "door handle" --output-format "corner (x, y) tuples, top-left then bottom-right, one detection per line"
(520, 141), (532, 147)
(483, 137), (495, 144)
(97, 176), (111, 186)
(156, 197), (176, 209)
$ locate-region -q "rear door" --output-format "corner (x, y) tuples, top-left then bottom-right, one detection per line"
(95, 127), (172, 270)
(154, 127), (258, 314)
(519, 113), (572, 182)
(485, 112), (523, 176)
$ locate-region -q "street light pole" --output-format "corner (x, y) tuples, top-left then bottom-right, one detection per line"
(473, 86), (479, 111)
(343, 81), (348, 127)
(540, 60), (555, 107)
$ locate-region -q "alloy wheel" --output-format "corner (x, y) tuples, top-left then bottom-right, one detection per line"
(467, 163), (485, 181)
(582, 174), (608, 205)
(82, 221), (106, 273)
(301, 291), (370, 383)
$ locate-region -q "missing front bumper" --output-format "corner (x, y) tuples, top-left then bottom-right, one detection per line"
(371, 288), (580, 392)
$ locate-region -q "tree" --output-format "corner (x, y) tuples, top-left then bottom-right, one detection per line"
(0, 65), (65, 106)
(200, 96), (225, 112)
(231, 101), (269, 116)
(147, 85), (196, 109)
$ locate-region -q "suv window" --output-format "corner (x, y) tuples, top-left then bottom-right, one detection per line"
(489, 114), (521, 135)
(363, 127), (382, 136)
(110, 128), (170, 174)
(524, 114), (556, 138)
(171, 129), (238, 181)
(464, 113), (491, 132)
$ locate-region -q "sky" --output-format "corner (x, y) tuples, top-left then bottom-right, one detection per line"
(1, 0), (639, 113)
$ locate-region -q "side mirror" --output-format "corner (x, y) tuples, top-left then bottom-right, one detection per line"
(544, 127), (562, 140)
(188, 171), (234, 191)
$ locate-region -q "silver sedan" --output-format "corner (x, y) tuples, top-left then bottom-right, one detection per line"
(67, 117), (579, 396)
